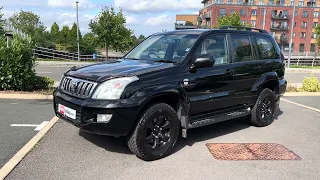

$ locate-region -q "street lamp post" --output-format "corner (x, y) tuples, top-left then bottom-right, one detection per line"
(287, 0), (296, 68)
(76, 1), (80, 61)
(262, 7), (266, 30)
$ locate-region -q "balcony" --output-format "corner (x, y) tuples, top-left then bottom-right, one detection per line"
(280, 35), (288, 42)
(201, 13), (211, 19)
(270, 25), (290, 31)
(271, 14), (289, 20)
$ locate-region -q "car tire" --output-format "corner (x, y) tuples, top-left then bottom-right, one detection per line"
(127, 103), (180, 161)
(250, 88), (276, 127)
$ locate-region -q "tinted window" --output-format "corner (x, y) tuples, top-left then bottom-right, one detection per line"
(253, 36), (279, 60)
(230, 35), (253, 62)
(195, 34), (229, 65)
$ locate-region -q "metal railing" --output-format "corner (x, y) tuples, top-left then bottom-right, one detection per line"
(3, 23), (28, 38)
(32, 46), (123, 61)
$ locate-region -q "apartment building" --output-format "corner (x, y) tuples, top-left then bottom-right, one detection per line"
(176, 0), (318, 53)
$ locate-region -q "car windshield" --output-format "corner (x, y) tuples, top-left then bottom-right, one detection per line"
(124, 34), (200, 63)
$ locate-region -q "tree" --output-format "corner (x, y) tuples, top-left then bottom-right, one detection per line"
(89, 6), (134, 59)
(315, 24), (320, 52)
(60, 25), (70, 45)
(138, 34), (146, 42)
(0, 7), (4, 36)
(50, 22), (60, 43)
(9, 10), (46, 38)
(69, 22), (82, 42)
(216, 12), (250, 28)
(185, 21), (193, 26)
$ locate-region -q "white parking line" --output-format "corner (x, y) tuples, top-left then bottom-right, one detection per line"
(281, 98), (320, 113)
(10, 121), (50, 131)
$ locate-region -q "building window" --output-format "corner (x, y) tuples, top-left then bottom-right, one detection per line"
(301, 22), (307, 28)
(300, 32), (306, 39)
(299, 44), (305, 52)
(315, 12), (319, 18)
(268, 0), (274, 5)
(237, 0), (242, 5)
(251, 20), (256, 27)
(240, 9), (245, 15)
(228, 0), (233, 4)
(241, 20), (245, 25)
(312, 33), (317, 39)
(294, 22), (296, 27)
(313, 22), (319, 28)
(293, 32), (295, 37)
(230, 9), (235, 14)
(290, 0), (294, 6)
(251, 9), (257, 16)
(220, 9), (226, 16)
(299, 0), (304, 6)
(294, 11), (298, 16)
(311, 44), (316, 52)
(302, 11), (308, 17)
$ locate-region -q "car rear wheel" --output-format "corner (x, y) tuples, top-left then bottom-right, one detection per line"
(127, 103), (180, 161)
(249, 88), (276, 127)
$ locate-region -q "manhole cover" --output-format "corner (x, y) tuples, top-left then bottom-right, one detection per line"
(206, 143), (301, 160)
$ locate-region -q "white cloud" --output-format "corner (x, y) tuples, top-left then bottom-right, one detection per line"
(48, 0), (96, 9)
(114, 0), (202, 14)
(145, 14), (174, 26)
(125, 15), (139, 25)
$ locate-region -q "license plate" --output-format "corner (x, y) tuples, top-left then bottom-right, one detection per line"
(58, 104), (76, 120)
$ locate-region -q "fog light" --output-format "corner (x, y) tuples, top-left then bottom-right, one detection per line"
(97, 114), (112, 123)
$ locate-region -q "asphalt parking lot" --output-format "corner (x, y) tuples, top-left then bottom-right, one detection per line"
(0, 99), (54, 169)
(4, 96), (320, 180)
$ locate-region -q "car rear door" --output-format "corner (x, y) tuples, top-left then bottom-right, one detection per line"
(231, 33), (266, 107)
(183, 33), (235, 117)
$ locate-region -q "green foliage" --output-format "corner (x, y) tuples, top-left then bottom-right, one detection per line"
(0, 35), (53, 91)
(60, 25), (70, 45)
(0, 7), (4, 36)
(69, 22), (82, 42)
(185, 21), (193, 26)
(33, 76), (55, 90)
(315, 24), (320, 50)
(216, 12), (250, 28)
(138, 35), (146, 42)
(89, 6), (134, 58)
(50, 22), (60, 43)
(302, 76), (320, 92)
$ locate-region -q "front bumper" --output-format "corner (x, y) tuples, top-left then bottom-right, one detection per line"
(53, 90), (140, 137)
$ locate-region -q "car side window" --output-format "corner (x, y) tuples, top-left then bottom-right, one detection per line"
(230, 35), (253, 62)
(253, 35), (280, 60)
(194, 34), (229, 66)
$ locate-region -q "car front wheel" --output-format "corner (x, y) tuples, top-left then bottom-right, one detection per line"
(127, 103), (180, 161)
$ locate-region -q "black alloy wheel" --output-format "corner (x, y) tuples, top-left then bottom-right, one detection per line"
(146, 116), (172, 150)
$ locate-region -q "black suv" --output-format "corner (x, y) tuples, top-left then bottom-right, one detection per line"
(53, 26), (287, 161)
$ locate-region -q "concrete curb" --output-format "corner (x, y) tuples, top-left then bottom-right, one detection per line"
(0, 116), (59, 180)
(0, 93), (53, 100)
(283, 92), (320, 96)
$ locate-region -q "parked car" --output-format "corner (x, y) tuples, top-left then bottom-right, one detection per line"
(53, 26), (287, 161)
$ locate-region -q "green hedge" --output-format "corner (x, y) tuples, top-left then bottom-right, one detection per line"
(0, 35), (53, 91)
(302, 76), (320, 92)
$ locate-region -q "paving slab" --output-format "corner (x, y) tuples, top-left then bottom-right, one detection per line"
(5, 99), (320, 180)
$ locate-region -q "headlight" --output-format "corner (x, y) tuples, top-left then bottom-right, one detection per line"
(91, 76), (139, 100)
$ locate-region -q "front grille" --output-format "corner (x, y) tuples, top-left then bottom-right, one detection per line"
(60, 76), (97, 99)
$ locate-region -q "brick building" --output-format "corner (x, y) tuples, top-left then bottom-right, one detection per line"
(176, 0), (318, 53)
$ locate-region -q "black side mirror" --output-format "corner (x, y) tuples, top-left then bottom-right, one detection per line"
(191, 55), (215, 69)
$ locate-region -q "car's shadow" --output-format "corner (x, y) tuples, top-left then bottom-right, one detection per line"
(79, 108), (283, 155)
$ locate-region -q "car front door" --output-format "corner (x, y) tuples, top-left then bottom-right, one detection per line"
(183, 33), (235, 117)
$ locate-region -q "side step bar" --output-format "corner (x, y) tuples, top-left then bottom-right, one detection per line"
(188, 107), (251, 129)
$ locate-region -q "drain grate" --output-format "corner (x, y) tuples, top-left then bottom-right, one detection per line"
(206, 143), (301, 160)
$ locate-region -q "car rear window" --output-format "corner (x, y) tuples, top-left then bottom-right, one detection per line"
(253, 35), (280, 60)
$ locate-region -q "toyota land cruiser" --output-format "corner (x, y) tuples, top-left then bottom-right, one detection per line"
(53, 26), (287, 161)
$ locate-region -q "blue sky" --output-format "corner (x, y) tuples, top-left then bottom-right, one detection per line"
(1, 0), (202, 37)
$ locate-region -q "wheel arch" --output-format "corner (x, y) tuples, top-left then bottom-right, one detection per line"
(252, 72), (280, 95)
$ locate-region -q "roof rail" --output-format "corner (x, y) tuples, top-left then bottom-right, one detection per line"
(219, 26), (269, 33)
